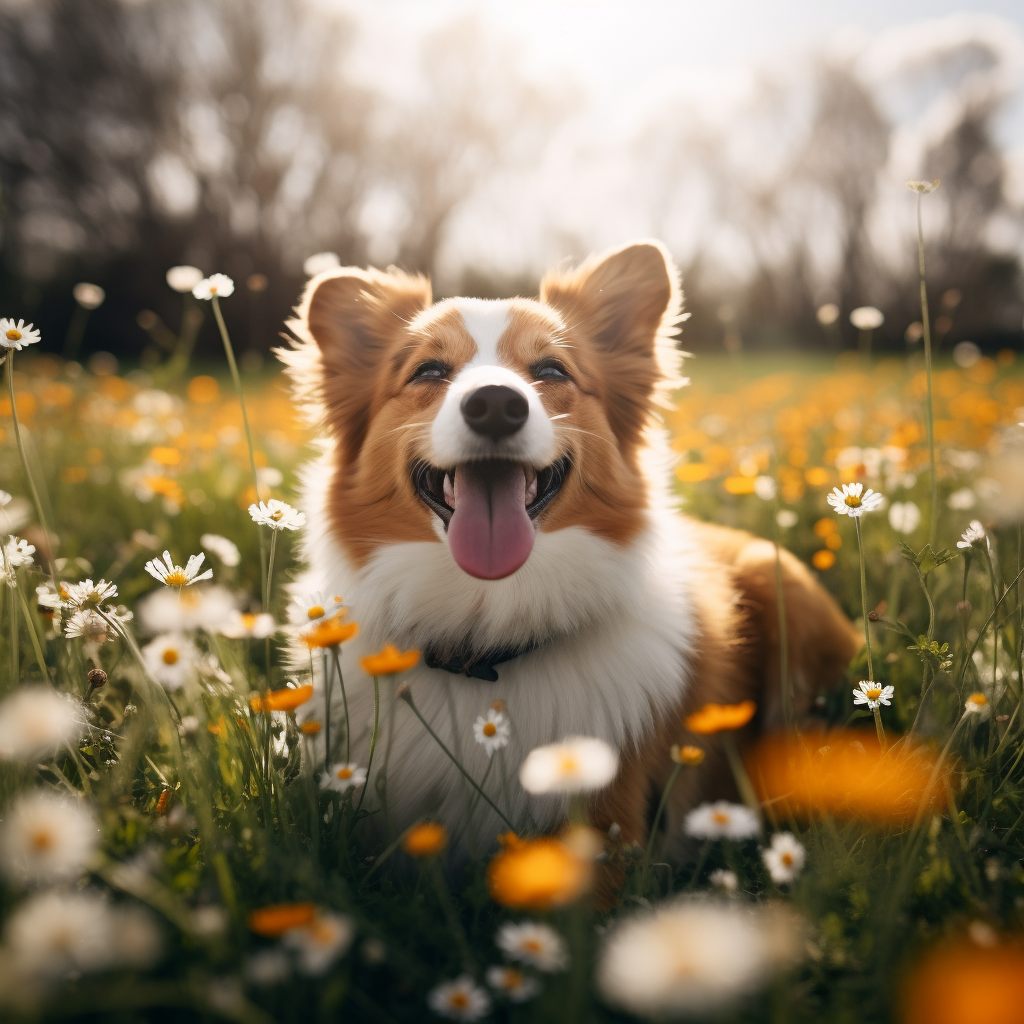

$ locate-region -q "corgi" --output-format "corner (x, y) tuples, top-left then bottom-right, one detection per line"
(280, 240), (859, 858)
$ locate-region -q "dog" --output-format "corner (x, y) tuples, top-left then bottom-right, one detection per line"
(280, 239), (859, 858)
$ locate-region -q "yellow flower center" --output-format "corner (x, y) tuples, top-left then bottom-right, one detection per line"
(6, 328), (21, 341)
(164, 570), (190, 587)
(503, 969), (523, 989)
(337, 767), (353, 780)
(307, 605), (325, 619)
(968, 692), (987, 706)
(242, 613), (257, 629)
(712, 811), (730, 824)
(866, 687), (882, 701)
(271, 510), (283, 521)
(209, 284), (218, 294)
(523, 938), (543, 952)
(30, 828), (53, 851)
(781, 852), (793, 866)
(483, 722), (497, 737)
(559, 755), (579, 776)
(163, 648), (179, 665)
(844, 494), (862, 508)
(449, 993), (469, 1010)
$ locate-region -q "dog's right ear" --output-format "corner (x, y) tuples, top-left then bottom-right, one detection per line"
(291, 266), (431, 462)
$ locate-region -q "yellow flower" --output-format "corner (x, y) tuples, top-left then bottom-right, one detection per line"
(670, 744), (705, 765)
(250, 684), (314, 714)
(302, 615), (358, 649)
(684, 700), (757, 735)
(247, 902), (316, 937)
(360, 644), (420, 675)
(487, 835), (591, 910)
(402, 822), (448, 858)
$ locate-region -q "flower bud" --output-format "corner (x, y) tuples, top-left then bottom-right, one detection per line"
(87, 668), (107, 690)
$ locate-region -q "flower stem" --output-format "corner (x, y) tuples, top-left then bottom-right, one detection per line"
(916, 192), (938, 547)
(323, 650), (333, 770)
(6, 350), (53, 554)
(15, 583), (50, 686)
(855, 516), (875, 680)
(329, 646), (351, 763)
(871, 706), (887, 751)
(721, 733), (760, 813)
(639, 762), (683, 892)
(353, 675), (379, 819)
(264, 530), (278, 682)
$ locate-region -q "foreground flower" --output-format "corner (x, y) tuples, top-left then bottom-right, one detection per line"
(142, 633), (199, 691)
(496, 921), (569, 972)
(200, 533), (241, 567)
(166, 265), (204, 293)
(671, 744), (706, 765)
(247, 903), (317, 938)
(360, 644), (420, 675)
(137, 583), (235, 633)
(853, 680), (894, 711)
(519, 736), (618, 794)
(144, 550), (213, 588)
(3, 535), (35, 568)
(283, 913), (354, 976)
(487, 834), (591, 910)
(684, 801), (760, 841)
(827, 482), (884, 518)
(427, 975), (491, 1021)
(964, 692), (990, 719)
(402, 822), (448, 858)
(684, 701), (756, 734)
(249, 499), (306, 531)
(762, 832), (806, 885)
(221, 611), (277, 639)
(0, 790), (99, 885)
(0, 687), (84, 761)
(1, 317), (41, 350)
(251, 684), (314, 713)
(321, 763), (367, 794)
(62, 578), (118, 610)
(473, 709), (510, 756)
(302, 614), (358, 649)
(485, 965), (540, 1002)
(192, 273), (235, 300)
(596, 898), (801, 1018)
(957, 520), (987, 550)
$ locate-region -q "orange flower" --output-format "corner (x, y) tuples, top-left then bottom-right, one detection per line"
(302, 615), (358, 649)
(684, 700), (757, 734)
(402, 822), (448, 858)
(487, 835), (591, 910)
(247, 902), (316, 937)
(208, 716), (226, 736)
(299, 721), (322, 735)
(250, 684), (314, 714)
(671, 744), (705, 765)
(360, 644), (420, 676)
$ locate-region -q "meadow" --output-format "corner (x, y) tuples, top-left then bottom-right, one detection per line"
(1, 285), (1024, 1023)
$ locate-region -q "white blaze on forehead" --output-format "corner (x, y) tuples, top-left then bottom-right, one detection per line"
(453, 298), (511, 367)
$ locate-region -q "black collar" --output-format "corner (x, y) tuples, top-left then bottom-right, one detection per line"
(424, 640), (542, 682)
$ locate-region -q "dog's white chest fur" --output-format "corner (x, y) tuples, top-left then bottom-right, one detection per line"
(293, 454), (701, 847)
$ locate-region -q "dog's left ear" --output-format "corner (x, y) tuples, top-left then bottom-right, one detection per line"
(540, 240), (682, 448)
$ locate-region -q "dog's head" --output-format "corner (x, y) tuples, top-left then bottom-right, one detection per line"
(285, 241), (683, 580)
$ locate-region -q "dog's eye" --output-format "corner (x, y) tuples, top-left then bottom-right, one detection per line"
(410, 360), (450, 383)
(531, 358), (571, 382)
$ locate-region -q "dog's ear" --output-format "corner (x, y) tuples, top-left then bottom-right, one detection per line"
(539, 240), (681, 448)
(294, 266), (431, 461)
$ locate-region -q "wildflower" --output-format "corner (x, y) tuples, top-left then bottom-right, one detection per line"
(64, 609), (114, 643)
(144, 550), (213, 588)
(685, 801), (760, 841)
(485, 965), (541, 1002)
(72, 282), (105, 309)
(137, 583), (235, 633)
(888, 501), (921, 534)
(36, 580), (65, 611)
(250, 684), (314, 714)
(496, 921), (569, 972)
(0, 317), (41, 350)
(964, 692), (990, 719)
(487, 835), (591, 910)
(192, 273), (235, 300)
(827, 482), (884, 518)
(473, 708), (510, 756)
(0, 790), (99, 885)
(166, 265), (205, 293)
(0, 687), (84, 761)
(221, 611), (277, 639)
(303, 251), (341, 277)
(816, 303), (839, 326)
(519, 736), (618, 794)
(303, 614), (358, 649)
(402, 822), (448, 858)
(300, 721), (323, 735)
(284, 913), (354, 975)
(360, 644), (420, 675)
(427, 975), (491, 1021)
(3, 535), (35, 567)
(247, 903), (317, 938)
(143, 633), (199, 691)
(596, 899), (801, 1018)
(62, 578), (118, 609)
(947, 488), (976, 511)
(906, 179), (940, 194)
(200, 533), (241, 567)
(292, 591), (342, 624)
(684, 700), (756, 734)
(671, 744), (706, 765)
(957, 520), (987, 550)
(321, 763), (367, 794)
(248, 499), (306, 531)
(852, 680), (894, 710)
(849, 306), (884, 330)
(709, 868), (738, 892)
(762, 832), (806, 884)
(775, 509), (798, 529)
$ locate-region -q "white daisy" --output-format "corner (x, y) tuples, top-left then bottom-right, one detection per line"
(200, 533), (241, 567)
(320, 763), (367, 794)
(684, 801), (761, 841)
(907, 179), (940, 194)
(485, 965), (541, 1002)
(0, 687), (84, 761)
(219, 611), (277, 639)
(0, 318), (41, 351)
(35, 580), (65, 611)
(519, 736), (619, 795)
(964, 692), (991, 719)
(0, 490), (10, 506)
(888, 501), (921, 535)
(957, 521), (987, 550)
(248, 499), (306, 532)
(144, 550), (213, 588)
(283, 913), (354, 976)
(947, 487), (976, 511)
(64, 609), (114, 643)
(495, 921), (569, 972)
(72, 282), (105, 310)
(761, 832), (806, 885)
(62, 578), (118, 610)
(142, 633), (199, 691)
(3, 536), (35, 567)
(0, 790), (99, 885)
(427, 975), (491, 1021)
(136, 583), (236, 633)
(849, 306), (884, 331)
(166, 265), (204, 294)
(827, 482), (884, 518)
(709, 869), (738, 892)
(192, 273), (235, 300)
(852, 680), (894, 711)
(473, 709), (510, 757)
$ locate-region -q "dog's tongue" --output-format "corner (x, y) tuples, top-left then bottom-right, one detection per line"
(448, 462), (534, 579)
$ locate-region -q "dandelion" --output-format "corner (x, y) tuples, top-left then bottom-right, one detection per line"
(827, 482), (884, 518)
(709, 868), (738, 892)
(853, 680), (894, 710)
(360, 644), (420, 675)
(192, 273), (235, 300)
(144, 550), (213, 588)
(283, 913), (354, 976)
(684, 801), (760, 841)
(485, 966), (541, 1002)
(249, 499), (306, 531)
(0, 790), (99, 885)
(0, 687), (84, 761)
(320, 763), (367, 794)
(427, 975), (491, 1021)
(519, 736), (618, 794)
(957, 520), (987, 550)
(888, 501), (921, 534)
(220, 611), (277, 639)
(486, 834), (591, 910)
(166, 265), (205, 293)
(495, 921), (569, 972)
(402, 822), (448, 858)
(0, 317), (41, 351)
(762, 832), (806, 885)
(247, 903), (317, 938)
(251, 684), (314, 713)
(3, 535), (35, 567)
(61, 578), (118, 610)
(964, 692), (990, 719)
(670, 744), (705, 765)
(142, 633), (199, 691)
(200, 533), (241, 567)
(685, 701), (756, 734)
(302, 614), (358, 649)
(473, 708), (510, 756)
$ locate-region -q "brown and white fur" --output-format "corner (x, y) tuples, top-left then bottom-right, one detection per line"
(280, 240), (859, 858)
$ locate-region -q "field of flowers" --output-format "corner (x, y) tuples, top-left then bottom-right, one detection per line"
(2, 272), (1024, 1023)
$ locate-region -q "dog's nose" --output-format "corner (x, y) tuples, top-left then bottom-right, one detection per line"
(460, 385), (529, 441)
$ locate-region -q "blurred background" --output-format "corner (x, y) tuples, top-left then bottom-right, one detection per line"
(1, 0), (1023, 364)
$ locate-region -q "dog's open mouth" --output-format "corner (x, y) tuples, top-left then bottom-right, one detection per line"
(413, 457), (570, 580)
